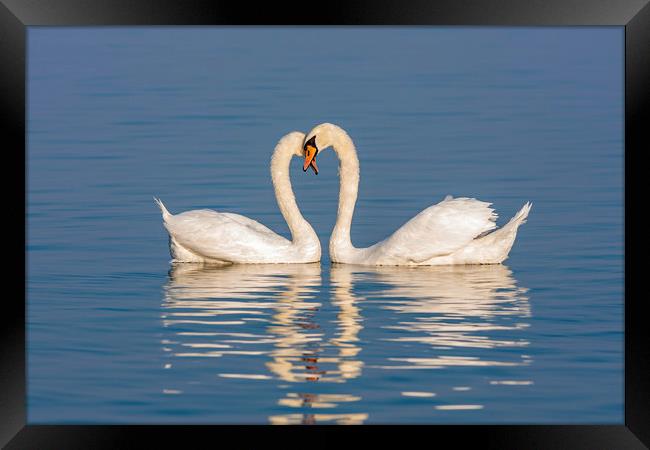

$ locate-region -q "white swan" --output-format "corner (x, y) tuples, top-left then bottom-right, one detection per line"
(301, 123), (531, 266)
(154, 131), (320, 264)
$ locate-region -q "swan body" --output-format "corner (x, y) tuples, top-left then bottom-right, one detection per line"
(155, 132), (320, 264)
(302, 123), (531, 266)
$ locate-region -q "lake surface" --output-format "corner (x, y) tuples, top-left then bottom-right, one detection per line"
(27, 27), (624, 424)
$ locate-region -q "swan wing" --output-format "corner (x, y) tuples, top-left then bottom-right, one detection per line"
(376, 196), (497, 263)
(164, 209), (290, 262)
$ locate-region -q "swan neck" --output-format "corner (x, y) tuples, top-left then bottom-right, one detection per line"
(330, 132), (360, 257)
(270, 145), (316, 245)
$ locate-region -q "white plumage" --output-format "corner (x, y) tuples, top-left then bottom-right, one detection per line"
(303, 123), (531, 266)
(154, 132), (320, 264)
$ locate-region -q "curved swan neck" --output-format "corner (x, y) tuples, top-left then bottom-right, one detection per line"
(270, 136), (317, 245)
(326, 127), (360, 257)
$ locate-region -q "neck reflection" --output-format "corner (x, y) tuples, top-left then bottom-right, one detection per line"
(269, 264), (366, 424)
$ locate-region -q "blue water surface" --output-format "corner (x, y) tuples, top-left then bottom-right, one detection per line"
(27, 27), (624, 424)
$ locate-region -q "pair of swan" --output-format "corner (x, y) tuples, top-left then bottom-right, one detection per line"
(155, 123), (531, 266)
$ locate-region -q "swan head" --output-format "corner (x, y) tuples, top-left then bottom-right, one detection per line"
(303, 123), (349, 175)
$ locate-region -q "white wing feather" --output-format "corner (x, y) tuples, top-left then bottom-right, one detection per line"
(163, 209), (291, 263)
(374, 196), (498, 263)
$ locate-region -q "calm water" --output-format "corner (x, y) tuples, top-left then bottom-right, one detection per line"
(27, 27), (624, 424)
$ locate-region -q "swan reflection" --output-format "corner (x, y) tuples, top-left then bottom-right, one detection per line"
(163, 262), (322, 363)
(162, 262), (531, 423)
(162, 262), (366, 424)
(331, 264), (531, 371)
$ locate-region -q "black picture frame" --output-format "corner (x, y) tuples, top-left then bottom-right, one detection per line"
(3, 0), (648, 447)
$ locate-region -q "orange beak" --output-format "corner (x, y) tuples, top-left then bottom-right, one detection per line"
(303, 144), (319, 175)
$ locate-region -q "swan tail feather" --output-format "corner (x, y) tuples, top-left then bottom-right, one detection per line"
(465, 201), (531, 264)
(508, 201), (532, 227)
(473, 201), (531, 245)
(154, 196), (172, 221)
(492, 201), (531, 242)
(493, 201), (531, 237)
